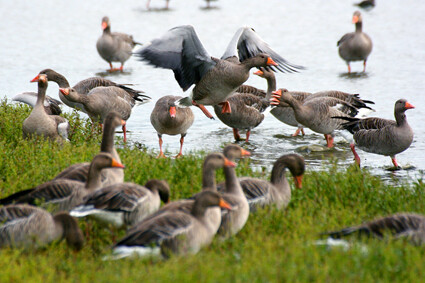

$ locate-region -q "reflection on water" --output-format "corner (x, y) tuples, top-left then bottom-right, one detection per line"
(338, 72), (370, 79)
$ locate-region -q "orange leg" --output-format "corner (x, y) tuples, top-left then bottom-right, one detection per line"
(233, 128), (242, 141)
(192, 101), (214, 119)
(157, 135), (166, 158)
(245, 130), (251, 142)
(175, 134), (186, 158)
(391, 156), (401, 169)
(292, 127), (305, 136)
(363, 60), (367, 72)
(122, 124), (127, 143)
(347, 63), (351, 74)
(218, 101), (232, 114)
(324, 134), (334, 148)
(350, 143), (361, 166)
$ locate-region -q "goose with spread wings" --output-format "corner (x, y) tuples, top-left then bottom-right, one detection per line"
(136, 25), (303, 119)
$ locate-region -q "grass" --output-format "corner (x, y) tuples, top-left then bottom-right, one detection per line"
(1, 99), (425, 282)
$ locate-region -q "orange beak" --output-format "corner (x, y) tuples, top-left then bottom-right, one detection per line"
(224, 157), (236, 168)
(405, 102), (415, 109)
(253, 70), (264, 76)
(219, 199), (232, 210)
(294, 175), (303, 189)
(266, 57), (278, 66)
(240, 148), (251, 157)
(352, 15), (359, 24)
(101, 21), (108, 30)
(111, 158), (125, 169)
(59, 88), (69, 95)
(270, 96), (280, 105)
(169, 106), (176, 118)
(272, 89), (283, 96)
(30, 74), (40, 83)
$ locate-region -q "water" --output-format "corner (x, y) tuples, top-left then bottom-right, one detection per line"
(1, 0), (424, 184)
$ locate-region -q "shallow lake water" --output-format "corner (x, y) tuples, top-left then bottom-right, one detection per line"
(1, 0), (424, 184)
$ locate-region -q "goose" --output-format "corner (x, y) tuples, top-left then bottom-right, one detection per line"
(12, 92), (62, 115)
(323, 213), (425, 245)
(30, 69), (150, 113)
(53, 111), (126, 186)
(110, 190), (232, 259)
(59, 86), (135, 142)
(337, 11), (373, 73)
(215, 144), (250, 238)
(218, 154), (304, 211)
(96, 16), (141, 72)
(70, 179), (170, 228)
(150, 95), (195, 158)
(0, 204), (84, 250)
(0, 153), (125, 212)
(22, 74), (69, 141)
(139, 152), (236, 235)
(335, 99), (414, 168)
(270, 89), (362, 148)
(136, 25), (302, 119)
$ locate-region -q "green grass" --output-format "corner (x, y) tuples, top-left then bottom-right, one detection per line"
(1, 99), (425, 282)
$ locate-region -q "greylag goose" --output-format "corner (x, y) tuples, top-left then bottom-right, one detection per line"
(335, 99), (414, 168)
(271, 89), (362, 148)
(215, 145), (250, 238)
(218, 153), (304, 211)
(12, 92), (62, 115)
(70, 179), (170, 228)
(140, 152), (236, 235)
(59, 86), (135, 142)
(22, 74), (69, 141)
(31, 69), (150, 113)
(53, 112), (126, 186)
(136, 25), (302, 119)
(254, 68), (310, 136)
(110, 190), (231, 259)
(96, 16), (141, 72)
(323, 213), (425, 245)
(0, 153), (125, 211)
(337, 11), (373, 73)
(0, 204), (84, 250)
(150, 95), (195, 158)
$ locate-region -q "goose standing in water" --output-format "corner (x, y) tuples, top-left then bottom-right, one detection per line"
(0, 204), (84, 250)
(0, 153), (125, 212)
(22, 74), (69, 141)
(136, 25), (302, 119)
(218, 153), (305, 211)
(150, 95), (194, 158)
(31, 69), (149, 113)
(336, 99), (414, 168)
(110, 190), (232, 259)
(96, 16), (141, 72)
(337, 11), (373, 73)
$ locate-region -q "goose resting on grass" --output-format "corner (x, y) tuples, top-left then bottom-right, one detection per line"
(136, 25), (303, 119)
(70, 179), (170, 228)
(22, 74), (69, 141)
(150, 95), (195, 158)
(337, 11), (373, 73)
(109, 190), (231, 259)
(96, 16), (142, 72)
(334, 99), (414, 169)
(0, 204), (84, 250)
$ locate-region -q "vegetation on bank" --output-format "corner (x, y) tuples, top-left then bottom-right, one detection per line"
(1, 99), (424, 282)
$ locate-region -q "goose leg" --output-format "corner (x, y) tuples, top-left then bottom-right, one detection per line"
(347, 63), (351, 74)
(363, 60), (367, 72)
(350, 143), (361, 166)
(391, 156), (401, 170)
(192, 101), (214, 119)
(108, 62), (121, 73)
(292, 127), (303, 136)
(218, 101), (232, 114)
(175, 133), (186, 158)
(246, 130), (251, 142)
(301, 128), (305, 136)
(157, 134), (166, 158)
(233, 128), (242, 141)
(324, 134), (334, 148)
(122, 124), (127, 143)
